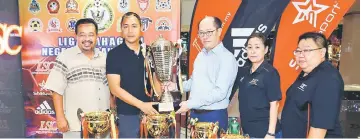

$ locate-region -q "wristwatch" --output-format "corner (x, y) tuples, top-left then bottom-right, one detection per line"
(267, 132), (276, 136)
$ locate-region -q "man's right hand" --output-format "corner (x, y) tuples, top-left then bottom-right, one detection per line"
(138, 102), (159, 115)
(56, 117), (69, 132)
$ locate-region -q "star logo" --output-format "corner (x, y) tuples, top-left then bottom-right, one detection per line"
(292, 0), (329, 28)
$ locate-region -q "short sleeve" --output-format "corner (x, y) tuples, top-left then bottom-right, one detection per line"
(106, 50), (122, 75)
(265, 69), (282, 102)
(311, 74), (343, 129)
(45, 54), (68, 95)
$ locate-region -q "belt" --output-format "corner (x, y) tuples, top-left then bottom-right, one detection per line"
(191, 109), (215, 114)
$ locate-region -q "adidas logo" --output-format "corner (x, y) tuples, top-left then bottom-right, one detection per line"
(0, 100), (11, 113)
(35, 101), (55, 115)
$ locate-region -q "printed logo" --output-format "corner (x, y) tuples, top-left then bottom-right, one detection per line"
(292, 0), (329, 28)
(47, 0), (60, 14)
(0, 23), (22, 55)
(141, 17), (153, 32)
(155, 17), (172, 31)
(36, 121), (58, 134)
(35, 101), (55, 115)
(249, 78), (259, 85)
(83, 0), (114, 33)
(118, 0), (130, 13)
(28, 18), (43, 32)
(0, 120), (9, 132)
(155, 0), (171, 12)
(65, 0), (80, 13)
(66, 18), (77, 32)
(0, 100), (11, 114)
(47, 17), (62, 33)
(137, 0), (150, 13)
(297, 83), (308, 91)
(29, 0), (41, 15)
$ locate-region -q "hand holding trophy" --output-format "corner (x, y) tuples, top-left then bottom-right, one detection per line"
(142, 35), (184, 138)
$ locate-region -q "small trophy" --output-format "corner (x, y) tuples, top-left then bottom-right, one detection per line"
(79, 111), (117, 139)
(220, 117), (249, 139)
(189, 118), (219, 138)
(145, 113), (175, 138)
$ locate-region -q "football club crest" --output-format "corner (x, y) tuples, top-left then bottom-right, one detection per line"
(155, 0), (171, 12)
(116, 17), (122, 32)
(117, 0), (130, 13)
(65, 0), (79, 13)
(66, 18), (77, 32)
(141, 17), (152, 32)
(28, 18), (43, 32)
(29, 0), (40, 15)
(83, 0), (114, 33)
(137, 0), (150, 13)
(47, 0), (60, 14)
(155, 17), (172, 31)
(47, 17), (62, 33)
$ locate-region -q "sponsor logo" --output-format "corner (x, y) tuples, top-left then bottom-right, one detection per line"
(231, 24), (268, 67)
(47, 0), (60, 14)
(35, 101), (55, 115)
(249, 79), (259, 86)
(65, 0), (80, 13)
(292, 0), (329, 28)
(36, 121), (58, 134)
(0, 23), (22, 55)
(83, 0), (114, 33)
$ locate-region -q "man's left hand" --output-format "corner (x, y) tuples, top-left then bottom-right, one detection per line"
(175, 101), (190, 114)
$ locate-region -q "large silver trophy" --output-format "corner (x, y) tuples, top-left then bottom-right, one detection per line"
(147, 35), (184, 103)
(143, 35), (183, 138)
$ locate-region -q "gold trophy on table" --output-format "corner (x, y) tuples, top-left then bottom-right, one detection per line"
(142, 35), (184, 138)
(78, 109), (117, 139)
(189, 118), (219, 138)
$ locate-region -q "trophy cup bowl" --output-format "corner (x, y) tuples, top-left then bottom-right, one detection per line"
(84, 111), (111, 135)
(146, 114), (169, 138)
(221, 133), (250, 139)
(148, 35), (182, 103)
(194, 122), (219, 138)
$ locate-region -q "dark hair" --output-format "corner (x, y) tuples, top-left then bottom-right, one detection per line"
(121, 12), (141, 26)
(246, 33), (267, 47)
(198, 16), (222, 29)
(298, 32), (328, 59)
(75, 18), (98, 35)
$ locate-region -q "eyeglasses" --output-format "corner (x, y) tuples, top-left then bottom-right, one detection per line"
(198, 29), (216, 37)
(293, 47), (322, 56)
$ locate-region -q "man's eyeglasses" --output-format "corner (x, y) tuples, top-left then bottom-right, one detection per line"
(293, 47), (323, 56)
(198, 29), (216, 37)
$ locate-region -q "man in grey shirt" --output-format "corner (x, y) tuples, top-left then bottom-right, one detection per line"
(45, 18), (113, 138)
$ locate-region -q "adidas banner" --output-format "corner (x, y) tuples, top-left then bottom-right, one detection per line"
(272, 0), (355, 110)
(221, 0), (290, 68)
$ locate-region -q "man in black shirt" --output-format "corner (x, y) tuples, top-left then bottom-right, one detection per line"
(281, 32), (343, 138)
(106, 12), (161, 138)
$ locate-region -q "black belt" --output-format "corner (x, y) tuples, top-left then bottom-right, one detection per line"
(192, 109), (215, 114)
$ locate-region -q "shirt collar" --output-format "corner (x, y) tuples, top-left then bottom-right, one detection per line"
(298, 60), (328, 79)
(250, 60), (268, 74)
(75, 46), (100, 58)
(201, 42), (224, 55)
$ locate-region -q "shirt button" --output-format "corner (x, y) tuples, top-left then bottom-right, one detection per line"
(99, 88), (100, 90)
(99, 98), (101, 100)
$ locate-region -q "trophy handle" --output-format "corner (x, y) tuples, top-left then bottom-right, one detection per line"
(110, 113), (117, 139)
(144, 52), (161, 99)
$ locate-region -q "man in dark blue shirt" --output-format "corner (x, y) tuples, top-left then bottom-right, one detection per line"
(281, 32), (343, 138)
(106, 12), (161, 138)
